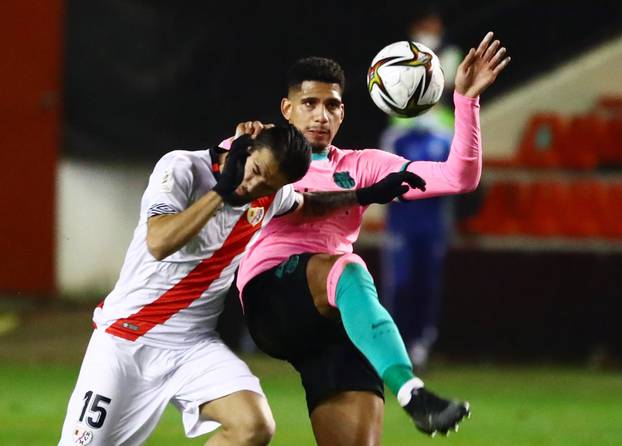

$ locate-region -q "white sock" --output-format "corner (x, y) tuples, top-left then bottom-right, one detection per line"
(397, 377), (425, 407)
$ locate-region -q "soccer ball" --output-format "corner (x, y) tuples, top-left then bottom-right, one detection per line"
(367, 41), (444, 118)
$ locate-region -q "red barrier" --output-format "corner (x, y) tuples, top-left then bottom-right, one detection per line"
(0, 1), (63, 296)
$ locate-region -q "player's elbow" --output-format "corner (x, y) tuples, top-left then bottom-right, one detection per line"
(455, 174), (481, 194)
(146, 237), (170, 261)
(460, 180), (479, 194)
(146, 216), (176, 260)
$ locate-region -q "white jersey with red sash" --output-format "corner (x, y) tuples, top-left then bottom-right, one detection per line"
(92, 148), (296, 349)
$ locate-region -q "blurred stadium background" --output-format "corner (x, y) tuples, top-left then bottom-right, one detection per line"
(1, 0), (622, 444)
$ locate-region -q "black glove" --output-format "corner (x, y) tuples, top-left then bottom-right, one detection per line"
(212, 134), (253, 201)
(355, 171), (426, 205)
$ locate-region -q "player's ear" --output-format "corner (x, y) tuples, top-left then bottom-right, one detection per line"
(281, 97), (292, 120)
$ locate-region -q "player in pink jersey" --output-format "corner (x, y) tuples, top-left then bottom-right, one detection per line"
(237, 32), (510, 444)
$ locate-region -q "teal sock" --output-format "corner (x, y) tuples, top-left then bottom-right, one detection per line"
(335, 262), (415, 396)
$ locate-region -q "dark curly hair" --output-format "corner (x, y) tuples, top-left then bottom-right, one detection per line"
(253, 123), (311, 183)
(286, 56), (346, 94)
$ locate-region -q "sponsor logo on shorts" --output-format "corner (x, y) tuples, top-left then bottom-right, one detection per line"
(73, 425), (94, 445)
(247, 206), (265, 226)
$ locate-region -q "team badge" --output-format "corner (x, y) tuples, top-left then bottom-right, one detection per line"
(333, 171), (356, 189)
(247, 206), (265, 226)
(73, 425), (94, 445)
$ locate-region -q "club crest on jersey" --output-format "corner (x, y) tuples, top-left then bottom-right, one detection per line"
(73, 425), (94, 445)
(247, 206), (265, 226)
(333, 171), (356, 189)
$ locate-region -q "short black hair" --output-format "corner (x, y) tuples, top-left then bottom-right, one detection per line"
(286, 57), (346, 94)
(253, 123), (311, 183)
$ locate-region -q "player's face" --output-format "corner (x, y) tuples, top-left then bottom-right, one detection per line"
(281, 81), (344, 150)
(230, 147), (288, 204)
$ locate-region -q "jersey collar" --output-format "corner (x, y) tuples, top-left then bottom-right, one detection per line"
(311, 147), (331, 161)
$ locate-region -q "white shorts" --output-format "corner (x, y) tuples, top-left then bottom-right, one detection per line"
(58, 329), (264, 446)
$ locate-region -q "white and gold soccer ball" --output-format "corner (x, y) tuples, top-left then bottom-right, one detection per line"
(367, 41), (444, 118)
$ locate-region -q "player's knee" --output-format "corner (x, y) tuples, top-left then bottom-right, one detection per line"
(326, 253), (367, 305)
(250, 414), (276, 446)
(224, 409), (275, 446)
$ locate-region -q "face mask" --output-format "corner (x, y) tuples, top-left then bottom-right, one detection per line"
(411, 32), (442, 51)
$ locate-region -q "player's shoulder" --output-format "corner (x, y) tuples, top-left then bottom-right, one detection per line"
(331, 145), (390, 162)
(330, 144), (384, 155)
(155, 148), (212, 170)
(158, 148), (211, 163)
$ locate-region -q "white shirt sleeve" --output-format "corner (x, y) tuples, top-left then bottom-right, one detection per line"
(142, 151), (194, 218)
(272, 184), (300, 217)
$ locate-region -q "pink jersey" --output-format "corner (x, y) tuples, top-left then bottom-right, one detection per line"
(236, 92), (480, 297)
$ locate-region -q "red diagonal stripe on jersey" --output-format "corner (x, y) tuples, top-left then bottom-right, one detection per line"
(106, 194), (275, 341)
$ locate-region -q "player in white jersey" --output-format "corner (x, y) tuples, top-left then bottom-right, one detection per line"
(58, 121), (422, 446)
(58, 124), (312, 446)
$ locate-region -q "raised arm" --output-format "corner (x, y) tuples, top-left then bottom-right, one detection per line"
(399, 31), (510, 200)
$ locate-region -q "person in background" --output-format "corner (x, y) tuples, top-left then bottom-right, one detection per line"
(379, 7), (463, 372)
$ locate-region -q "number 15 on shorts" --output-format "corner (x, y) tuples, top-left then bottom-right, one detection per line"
(79, 391), (112, 429)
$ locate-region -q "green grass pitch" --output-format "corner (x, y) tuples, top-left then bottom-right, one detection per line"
(1, 358), (621, 445)
(0, 306), (620, 445)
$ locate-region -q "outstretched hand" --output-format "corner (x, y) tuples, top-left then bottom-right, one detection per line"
(455, 31), (511, 98)
(355, 171), (426, 206)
